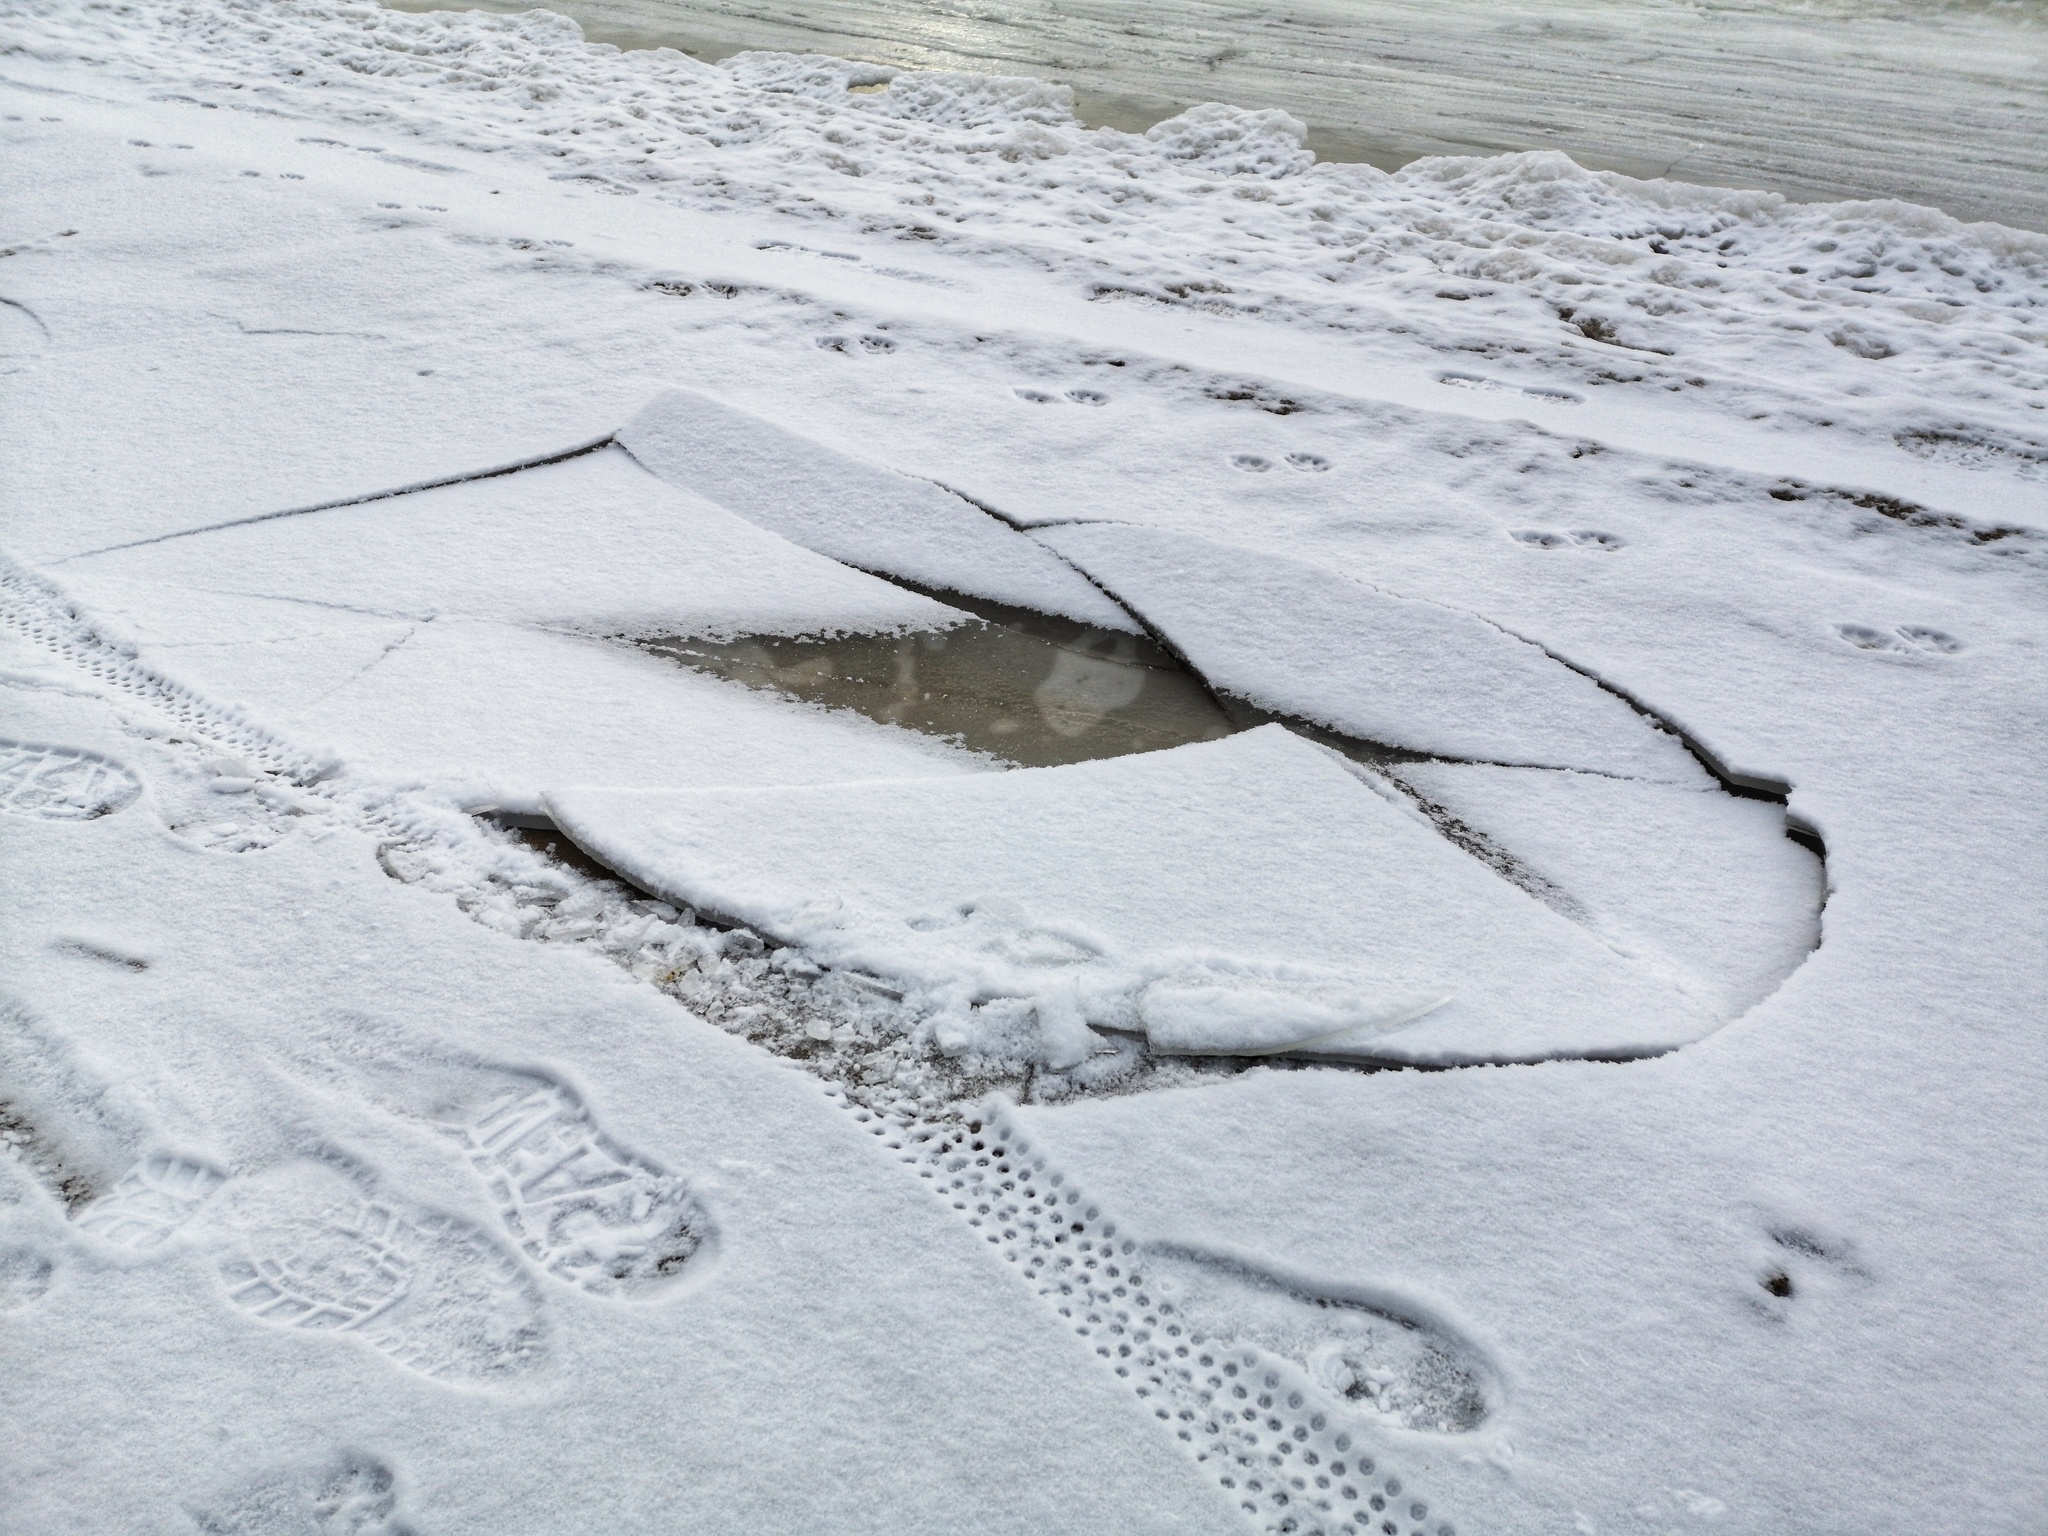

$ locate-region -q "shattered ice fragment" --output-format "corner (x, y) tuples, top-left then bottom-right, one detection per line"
(1140, 982), (1450, 1056)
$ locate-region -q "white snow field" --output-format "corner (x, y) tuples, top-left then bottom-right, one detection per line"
(0, 2), (2044, 1533)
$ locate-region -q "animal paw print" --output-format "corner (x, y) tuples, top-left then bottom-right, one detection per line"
(1510, 529), (1625, 550)
(1285, 452), (1330, 472)
(1229, 453), (1272, 472)
(1834, 623), (1962, 655)
(74, 1153), (227, 1248)
(1014, 387), (1109, 405)
(1754, 1223), (1867, 1314)
(0, 741), (141, 821)
(819, 333), (895, 353)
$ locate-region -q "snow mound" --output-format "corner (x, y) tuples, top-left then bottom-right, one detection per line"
(1145, 103), (1315, 180)
(546, 725), (1724, 1066)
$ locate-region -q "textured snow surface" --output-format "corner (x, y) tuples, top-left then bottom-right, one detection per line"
(1, 2), (2045, 1534)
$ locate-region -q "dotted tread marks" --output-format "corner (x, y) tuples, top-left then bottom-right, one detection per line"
(0, 740), (141, 820)
(75, 1152), (228, 1248)
(864, 1104), (1462, 1536)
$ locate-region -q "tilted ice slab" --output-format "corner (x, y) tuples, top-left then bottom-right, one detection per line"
(618, 389), (1138, 632)
(547, 726), (1723, 1066)
(1392, 763), (1824, 1020)
(54, 449), (987, 799)
(1038, 522), (1706, 781)
(64, 446), (958, 639)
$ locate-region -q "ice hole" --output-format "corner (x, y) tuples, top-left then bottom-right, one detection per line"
(641, 592), (1239, 767)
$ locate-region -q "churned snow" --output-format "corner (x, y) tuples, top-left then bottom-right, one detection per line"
(1, 2), (2044, 1534)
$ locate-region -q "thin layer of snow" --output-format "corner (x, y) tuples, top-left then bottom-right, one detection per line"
(1, 2), (2043, 1532)
(1039, 520), (1708, 779)
(619, 389), (1137, 628)
(548, 726), (1729, 1065)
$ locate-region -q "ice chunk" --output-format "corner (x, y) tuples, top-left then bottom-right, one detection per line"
(548, 726), (1722, 1065)
(1038, 522), (1703, 780)
(1138, 980), (1450, 1056)
(618, 389), (1138, 632)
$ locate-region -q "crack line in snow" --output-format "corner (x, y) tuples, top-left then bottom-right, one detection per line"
(51, 435), (617, 563)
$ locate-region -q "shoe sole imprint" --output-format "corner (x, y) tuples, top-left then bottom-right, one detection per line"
(0, 740), (141, 821)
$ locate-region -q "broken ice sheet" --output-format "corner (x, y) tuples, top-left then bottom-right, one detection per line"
(547, 725), (1720, 1066)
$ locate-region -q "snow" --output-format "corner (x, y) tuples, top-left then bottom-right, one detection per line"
(1, 1), (2044, 1533)
(1038, 520), (1709, 778)
(548, 726), (1750, 1065)
(619, 389), (1137, 628)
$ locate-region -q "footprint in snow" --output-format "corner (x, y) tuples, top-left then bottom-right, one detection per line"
(1834, 622), (1962, 655)
(190, 1449), (416, 1536)
(0, 741), (142, 821)
(1140, 1244), (1494, 1435)
(218, 1160), (548, 1386)
(335, 1046), (712, 1297)
(1510, 528), (1625, 550)
(74, 1153), (228, 1249)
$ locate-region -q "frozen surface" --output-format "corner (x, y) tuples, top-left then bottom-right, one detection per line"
(621, 389), (1136, 629)
(442, 0), (2048, 229)
(1040, 520), (1707, 778)
(1390, 761), (1825, 1018)
(550, 726), (1730, 1064)
(1, 2), (2045, 1533)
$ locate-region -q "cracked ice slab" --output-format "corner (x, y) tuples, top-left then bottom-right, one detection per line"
(617, 388), (1140, 632)
(1038, 521), (1708, 781)
(547, 725), (1723, 1065)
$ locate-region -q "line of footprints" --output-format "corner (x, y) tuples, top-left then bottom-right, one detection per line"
(61, 1062), (710, 1386)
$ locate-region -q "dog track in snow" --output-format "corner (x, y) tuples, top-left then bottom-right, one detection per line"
(75, 1152), (228, 1249)
(0, 739), (141, 820)
(1509, 528), (1624, 551)
(220, 1169), (548, 1386)
(1832, 622), (1964, 656)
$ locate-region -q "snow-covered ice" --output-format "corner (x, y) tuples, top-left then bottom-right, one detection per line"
(1, 2), (2044, 1533)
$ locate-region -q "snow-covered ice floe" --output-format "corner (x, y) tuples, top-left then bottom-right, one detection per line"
(547, 724), (1797, 1065)
(2, 0), (2045, 1532)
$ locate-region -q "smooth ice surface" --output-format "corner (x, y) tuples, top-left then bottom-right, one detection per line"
(620, 389), (1137, 630)
(549, 726), (1727, 1064)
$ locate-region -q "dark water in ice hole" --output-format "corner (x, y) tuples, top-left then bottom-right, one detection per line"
(640, 591), (1253, 769)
